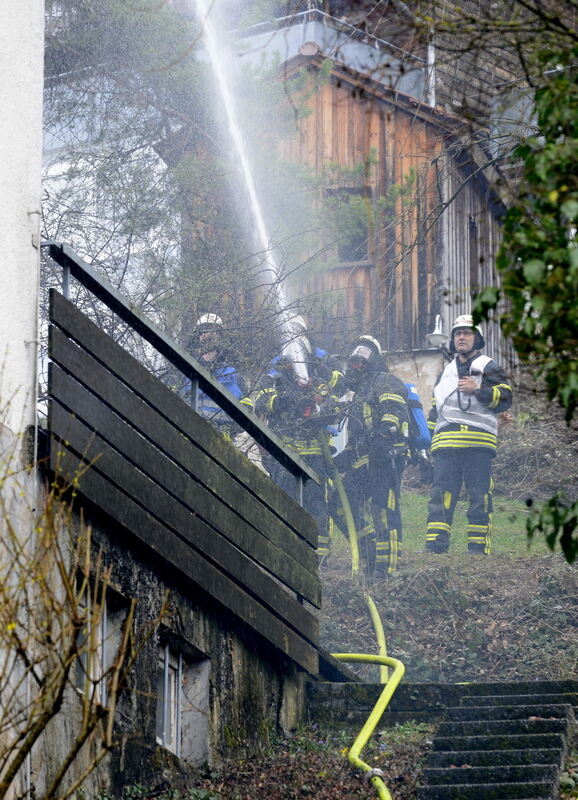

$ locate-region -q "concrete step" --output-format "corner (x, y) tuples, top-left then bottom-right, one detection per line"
(416, 683), (573, 800)
(459, 680), (578, 697)
(417, 780), (556, 799)
(422, 763), (558, 785)
(432, 733), (566, 752)
(307, 681), (578, 727)
(426, 748), (564, 768)
(330, 704), (574, 733)
(460, 693), (578, 709)
(445, 703), (574, 722)
(437, 718), (569, 738)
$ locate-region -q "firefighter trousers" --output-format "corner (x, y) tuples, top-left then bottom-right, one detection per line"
(341, 456), (402, 577)
(425, 448), (494, 554)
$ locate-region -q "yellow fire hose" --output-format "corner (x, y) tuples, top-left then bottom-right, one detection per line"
(320, 430), (404, 798)
(320, 432), (390, 680)
(365, 593), (389, 684)
(331, 654), (405, 800)
(320, 434), (360, 578)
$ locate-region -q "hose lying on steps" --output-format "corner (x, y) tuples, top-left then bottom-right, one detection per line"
(331, 654), (405, 800)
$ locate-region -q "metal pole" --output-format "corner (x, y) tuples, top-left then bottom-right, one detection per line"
(62, 264), (70, 299)
(295, 474), (303, 506)
(426, 37), (436, 107)
(190, 378), (199, 413)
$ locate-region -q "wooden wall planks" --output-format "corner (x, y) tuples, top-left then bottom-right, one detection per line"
(280, 56), (506, 360)
(48, 292), (320, 675)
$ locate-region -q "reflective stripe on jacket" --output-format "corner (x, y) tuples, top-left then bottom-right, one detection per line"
(430, 354), (512, 452)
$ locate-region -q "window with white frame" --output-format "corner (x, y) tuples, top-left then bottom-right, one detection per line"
(155, 644), (181, 754)
(75, 586), (128, 706)
(155, 639), (210, 764)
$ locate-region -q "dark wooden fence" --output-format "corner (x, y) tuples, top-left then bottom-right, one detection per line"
(45, 246), (320, 676)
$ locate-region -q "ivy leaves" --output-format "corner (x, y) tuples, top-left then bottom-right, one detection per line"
(474, 45), (578, 559)
(475, 46), (578, 403)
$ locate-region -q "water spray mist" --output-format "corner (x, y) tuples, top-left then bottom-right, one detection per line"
(193, 0), (308, 381)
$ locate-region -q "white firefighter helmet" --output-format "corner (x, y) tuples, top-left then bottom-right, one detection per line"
(356, 334), (382, 357)
(348, 334), (383, 369)
(194, 313), (224, 360)
(290, 314), (312, 355)
(196, 312), (223, 330)
(449, 314), (485, 352)
(291, 314), (308, 333)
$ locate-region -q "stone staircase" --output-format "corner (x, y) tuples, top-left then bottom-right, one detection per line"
(307, 679), (578, 800)
(417, 681), (577, 800)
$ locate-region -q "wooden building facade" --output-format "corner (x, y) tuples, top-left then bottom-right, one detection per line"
(279, 51), (507, 362)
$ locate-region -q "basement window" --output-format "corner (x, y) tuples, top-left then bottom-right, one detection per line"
(156, 645), (181, 754)
(155, 640), (210, 764)
(75, 587), (128, 706)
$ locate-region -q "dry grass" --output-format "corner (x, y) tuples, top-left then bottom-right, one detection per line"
(320, 548), (578, 683)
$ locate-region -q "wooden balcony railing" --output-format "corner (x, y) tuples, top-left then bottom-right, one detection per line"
(44, 243), (320, 676)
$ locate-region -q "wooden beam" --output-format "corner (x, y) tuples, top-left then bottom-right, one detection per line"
(49, 440), (318, 676)
(48, 335), (318, 568)
(47, 280), (318, 484)
(48, 365), (319, 607)
(49, 292), (317, 543)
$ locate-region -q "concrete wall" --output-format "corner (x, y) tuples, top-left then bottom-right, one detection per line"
(101, 519), (306, 793)
(0, 0), (44, 437)
(36, 512), (308, 798)
(0, 10), (43, 798)
(388, 348), (446, 412)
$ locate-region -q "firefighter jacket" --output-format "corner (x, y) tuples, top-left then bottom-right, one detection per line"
(254, 368), (345, 457)
(194, 365), (252, 420)
(428, 353), (512, 453)
(344, 370), (410, 469)
(180, 365), (252, 439)
(267, 347), (330, 385)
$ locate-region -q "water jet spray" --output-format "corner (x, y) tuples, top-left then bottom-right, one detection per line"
(193, 0), (308, 381)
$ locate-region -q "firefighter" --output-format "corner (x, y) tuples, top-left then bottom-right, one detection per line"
(425, 314), (513, 555)
(337, 335), (410, 578)
(254, 351), (344, 559)
(186, 313), (252, 429)
(264, 315), (335, 388)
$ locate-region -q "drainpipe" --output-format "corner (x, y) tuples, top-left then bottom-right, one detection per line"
(426, 35), (436, 107)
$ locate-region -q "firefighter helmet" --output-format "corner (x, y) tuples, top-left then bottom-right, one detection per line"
(348, 334), (383, 369)
(356, 334), (382, 357)
(291, 314), (308, 333)
(193, 313), (224, 362)
(449, 314), (485, 352)
(196, 312), (223, 331)
(290, 314), (312, 354)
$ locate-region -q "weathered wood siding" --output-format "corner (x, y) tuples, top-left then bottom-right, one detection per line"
(281, 59), (445, 350)
(281, 57), (507, 361)
(47, 291), (319, 676)
(436, 146), (516, 368)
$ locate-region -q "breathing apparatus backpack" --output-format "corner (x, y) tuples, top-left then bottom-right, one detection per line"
(404, 382), (431, 452)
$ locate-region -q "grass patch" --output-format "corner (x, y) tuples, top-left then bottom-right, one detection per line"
(400, 489), (547, 555)
(330, 487), (550, 557)
(321, 546), (578, 682)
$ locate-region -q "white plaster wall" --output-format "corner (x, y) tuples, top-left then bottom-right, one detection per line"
(0, 0), (44, 435)
(389, 349), (446, 411)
